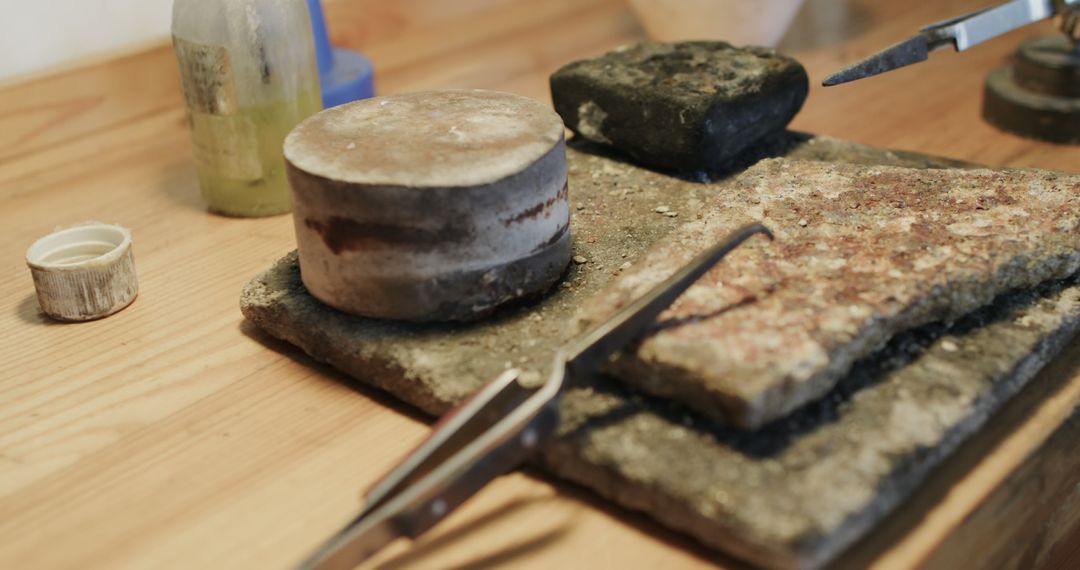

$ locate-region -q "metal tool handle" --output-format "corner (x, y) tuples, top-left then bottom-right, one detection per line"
(924, 0), (1059, 51)
(362, 369), (533, 513)
(379, 384), (560, 541)
(297, 368), (561, 570)
(826, 0), (1079, 85)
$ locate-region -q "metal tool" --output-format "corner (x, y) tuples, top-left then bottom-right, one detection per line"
(823, 0), (1080, 86)
(295, 223), (773, 570)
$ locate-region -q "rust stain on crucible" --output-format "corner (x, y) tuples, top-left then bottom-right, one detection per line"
(503, 182), (570, 227)
(284, 90), (572, 322)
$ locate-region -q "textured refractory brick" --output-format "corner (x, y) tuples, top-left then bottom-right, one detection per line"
(550, 41), (808, 173)
(241, 134), (1080, 568)
(578, 159), (1080, 428)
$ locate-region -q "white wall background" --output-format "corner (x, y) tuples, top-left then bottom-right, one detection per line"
(0, 0), (173, 82)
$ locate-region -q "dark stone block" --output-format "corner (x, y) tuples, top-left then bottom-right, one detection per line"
(551, 42), (809, 174)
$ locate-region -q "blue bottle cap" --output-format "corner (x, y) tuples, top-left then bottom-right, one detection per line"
(307, 0), (375, 108)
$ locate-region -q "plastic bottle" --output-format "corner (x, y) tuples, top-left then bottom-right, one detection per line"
(172, 0), (323, 217)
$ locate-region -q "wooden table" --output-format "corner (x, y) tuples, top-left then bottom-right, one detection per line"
(2, 1), (1078, 568)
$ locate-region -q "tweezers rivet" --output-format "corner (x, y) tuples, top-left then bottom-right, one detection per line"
(521, 429), (538, 449)
(430, 499), (447, 517)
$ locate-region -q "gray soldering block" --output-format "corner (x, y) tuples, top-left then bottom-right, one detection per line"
(284, 90), (571, 323)
(550, 41), (809, 174)
(240, 134), (1080, 569)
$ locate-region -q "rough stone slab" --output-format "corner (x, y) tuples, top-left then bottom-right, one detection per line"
(551, 42), (808, 173)
(578, 160), (1080, 428)
(240, 136), (1080, 568)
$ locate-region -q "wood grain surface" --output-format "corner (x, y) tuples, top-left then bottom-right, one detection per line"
(1, 1), (1078, 569)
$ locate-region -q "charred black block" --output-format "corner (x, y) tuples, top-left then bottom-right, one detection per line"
(551, 41), (809, 174)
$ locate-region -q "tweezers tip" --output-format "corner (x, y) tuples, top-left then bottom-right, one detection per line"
(821, 75), (845, 87)
(741, 222), (774, 241)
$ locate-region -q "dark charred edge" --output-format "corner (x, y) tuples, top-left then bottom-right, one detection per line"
(566, 131), (815, 183)
(566, 130), (979, 184)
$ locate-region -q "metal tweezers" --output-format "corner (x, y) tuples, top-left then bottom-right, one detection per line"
(824, 0), (1080, 86)
(296, 223), (773, 569)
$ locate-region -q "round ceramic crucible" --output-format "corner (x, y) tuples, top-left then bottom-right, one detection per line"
(283, 89), (571, 322)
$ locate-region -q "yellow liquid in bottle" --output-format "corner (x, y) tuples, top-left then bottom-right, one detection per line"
(188, 88), (322, 217)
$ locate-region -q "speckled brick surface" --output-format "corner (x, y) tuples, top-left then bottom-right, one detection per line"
(241, 134), (1080, 569)
(579, 159), (1080, 428)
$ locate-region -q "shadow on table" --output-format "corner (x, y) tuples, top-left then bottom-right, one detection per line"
(157, 159), (208, 213)
(368, 471), (745, 569)
(373, 495), (572, 570)
(15, 292), (59, 326)
(238, 318), (431, 426)
(538, 469), (756, 570)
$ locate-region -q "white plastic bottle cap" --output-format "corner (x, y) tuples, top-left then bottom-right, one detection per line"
(25, 222), (138, 321)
